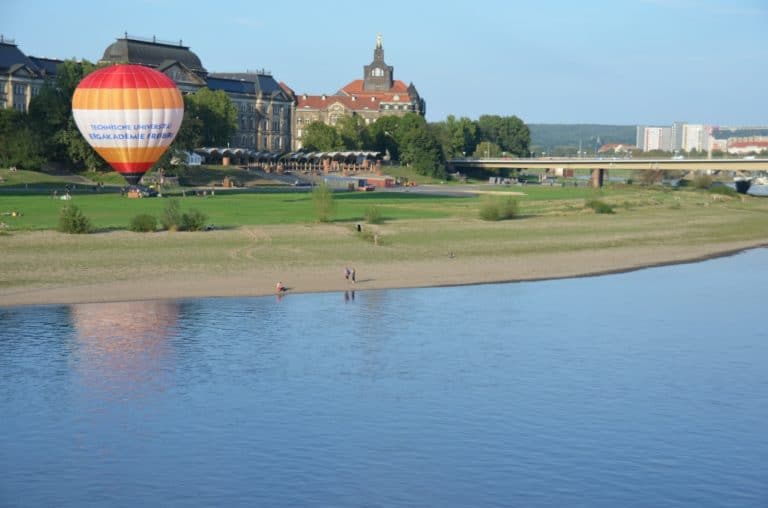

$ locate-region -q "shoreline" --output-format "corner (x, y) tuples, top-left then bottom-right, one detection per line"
(2, 239), (765, 308)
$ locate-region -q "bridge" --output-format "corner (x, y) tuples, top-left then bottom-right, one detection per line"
(447, 157), (768, 187)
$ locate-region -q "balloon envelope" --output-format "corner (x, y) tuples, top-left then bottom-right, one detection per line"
(72, 64), (184, 185)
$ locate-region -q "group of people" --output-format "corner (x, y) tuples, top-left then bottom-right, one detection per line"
(275, 265), (357, 297)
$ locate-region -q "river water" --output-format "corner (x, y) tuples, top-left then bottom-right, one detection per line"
(1, 249), (767, 507)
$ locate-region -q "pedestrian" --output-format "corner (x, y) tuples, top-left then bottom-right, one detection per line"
(344, 266), (351, 281)
(276, 281), (286, 293)
(351, 268), (356, 284)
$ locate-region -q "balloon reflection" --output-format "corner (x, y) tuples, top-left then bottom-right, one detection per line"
(69, 301), (179, 398)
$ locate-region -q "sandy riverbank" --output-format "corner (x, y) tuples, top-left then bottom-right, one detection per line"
(2, 238), (764, 307)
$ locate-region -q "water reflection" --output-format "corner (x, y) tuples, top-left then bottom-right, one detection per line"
(69, 301), (180, 399)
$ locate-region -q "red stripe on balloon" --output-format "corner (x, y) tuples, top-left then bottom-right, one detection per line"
(110, 162), (156, 172)
(77, 64), (178, 89)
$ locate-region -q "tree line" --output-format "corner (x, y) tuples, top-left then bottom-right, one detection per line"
(0, 59), (531, 179)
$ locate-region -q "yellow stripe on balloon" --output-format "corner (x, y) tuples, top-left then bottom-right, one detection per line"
(72, 88), (184, 110)
(94, 146), (173, 164)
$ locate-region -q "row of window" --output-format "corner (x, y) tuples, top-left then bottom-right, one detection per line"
(236, 101), (289, 118)
(237, 116), (288, 133)
(234, 134), (285, 150)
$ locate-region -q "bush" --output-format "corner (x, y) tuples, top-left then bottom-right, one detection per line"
(129, 213), (157, 232)
(312, 182), (335, 223)
(364, 205), (383, 224)
(692, 174), (713, 189)
(161, 199), (182, 231)
(585, 198), (615, 214)
(57, 204), (92, 234)
(180, 209), (208, 231)
(709, 185), (738, 197)
(479, 196), (519, 221)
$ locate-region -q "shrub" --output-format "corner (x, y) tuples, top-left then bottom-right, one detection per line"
(161, 199), (182, 231)
(364, 205), (383, 224)
(692, 174), (713, 189)
(585, 198), (615, 214)
(57, 204), (92, 234)
(709, 185), (738, 197)
(129, 213), (157, 232)
(180, 209), (208, 231)
(479, 196), (519, 221)
(312, 182), (335, 223)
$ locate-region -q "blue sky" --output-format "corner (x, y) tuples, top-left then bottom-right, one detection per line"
(4, 0), (767, 125)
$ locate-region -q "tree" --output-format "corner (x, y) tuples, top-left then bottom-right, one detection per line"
(473, 141), (503, 158)
(396, 113), (445, 177)
(185, 88), (237, 146)
(477, 115), (530, 157)
(302, 122), (343, 151)
(430, 115), (478, 160)
(312, 181), (335, 222)
(336, 115), (369, 150)
(366, 115), (400, 160)
(27, 59), (107, 171)
(0, 109), (46, 169)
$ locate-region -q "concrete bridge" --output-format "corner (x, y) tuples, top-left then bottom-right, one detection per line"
(447, 157), (768, 187)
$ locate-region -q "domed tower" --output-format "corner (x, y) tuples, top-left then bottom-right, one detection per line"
(100, 34), (208, 81)
(363, 34), (393, 92)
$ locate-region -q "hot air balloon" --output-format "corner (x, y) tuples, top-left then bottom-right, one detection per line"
(72, 64), (184, 185)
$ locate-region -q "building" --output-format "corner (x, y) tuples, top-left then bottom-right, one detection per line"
(641, 126), (672, 152)
(681, 124), (708, 152)
(709, 127), (768, 155)
(0, 35), (61, 112)
(671, 121), (685, 152)
(99, 34), (293, 152)
(291, 34), (425, 150)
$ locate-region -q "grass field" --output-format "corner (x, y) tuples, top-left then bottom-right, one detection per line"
(2, 169), (767, 304)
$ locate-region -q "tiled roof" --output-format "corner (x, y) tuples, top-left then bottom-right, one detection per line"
(207, 73), (286, 96)
(100, 37), (206, 75)
(0, 41), (40, 74)
(297, 94), (378, 111)
(710, 128), (768, 139)
(29, 57), (62, 76)
(339, 79), (409, 95)
(296, 78), (417, 112)
(729, 140), (768, 148)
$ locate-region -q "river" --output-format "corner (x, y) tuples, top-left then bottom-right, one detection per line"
(1, 249), (766, 507)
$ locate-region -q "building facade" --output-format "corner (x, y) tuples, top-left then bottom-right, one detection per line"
(0, 35), (60, 112)
(681, 124), (707, 152)
(641, 126), (672, 152)
(99, 35), (293, 152)
(291, 35), (426, 150)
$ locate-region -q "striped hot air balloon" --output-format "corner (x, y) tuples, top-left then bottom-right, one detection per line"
(72, 64), (184, 185)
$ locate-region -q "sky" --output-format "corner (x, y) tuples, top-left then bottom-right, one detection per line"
(4, 0), (767, 126)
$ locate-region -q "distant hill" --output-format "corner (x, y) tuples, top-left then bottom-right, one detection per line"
(529, 124), (636, 152)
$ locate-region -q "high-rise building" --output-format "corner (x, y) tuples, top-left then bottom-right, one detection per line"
(642, 126), (672, 151)
(681, 124), (707, 152)
(671, 121), (685, 152)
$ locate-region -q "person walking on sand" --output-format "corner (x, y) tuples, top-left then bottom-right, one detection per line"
(351, 268), (356, 284)
(344, 266), (351, 281)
